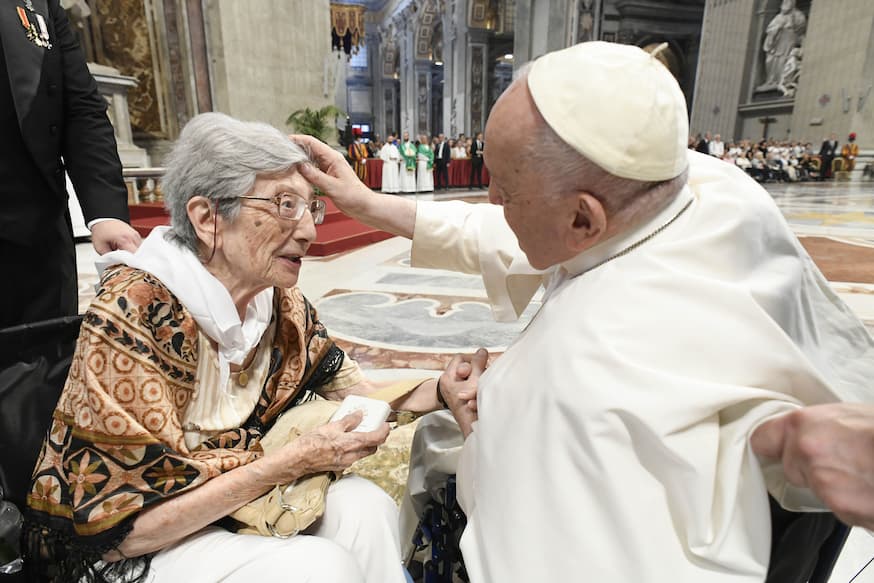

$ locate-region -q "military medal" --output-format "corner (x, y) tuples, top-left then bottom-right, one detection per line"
(35, 14), (51, 49)
(16, 4), (52, 49)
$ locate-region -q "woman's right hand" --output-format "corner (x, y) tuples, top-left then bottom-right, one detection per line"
(264, 412), (390, 483)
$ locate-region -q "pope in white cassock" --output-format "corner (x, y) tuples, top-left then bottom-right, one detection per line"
(379, 137), (401, 194)
(297, 41), (874, 582)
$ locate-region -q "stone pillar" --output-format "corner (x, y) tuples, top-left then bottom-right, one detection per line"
(789, 0), (874, 147)
(566, 0), (602, 45)
(377, 28), (401, 136)
(205, 0), (334, 130)
(468, 29), (488, 135)
(415, 59), (433, 136)
(447, 0), (470, 136)
(397, 8), (418, 138)
(373, 32), (386, 138)
(87, 63), (150, 168)
(514, 0), (571, 67)
(690, 0), (758, 139)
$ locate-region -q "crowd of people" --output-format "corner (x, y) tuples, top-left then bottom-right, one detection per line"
(347, 130), (486, 193)
(689, 131), (862, 183)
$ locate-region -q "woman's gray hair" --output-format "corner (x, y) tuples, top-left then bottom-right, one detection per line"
(162, 112), (310, 253)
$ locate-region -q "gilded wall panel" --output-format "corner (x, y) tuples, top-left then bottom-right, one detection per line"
(93, 0), (164, 136)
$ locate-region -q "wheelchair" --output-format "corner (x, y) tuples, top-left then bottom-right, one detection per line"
(0, 316), (83, 581)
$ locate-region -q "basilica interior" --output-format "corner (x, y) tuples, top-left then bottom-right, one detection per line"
(9, 0), (874, 580)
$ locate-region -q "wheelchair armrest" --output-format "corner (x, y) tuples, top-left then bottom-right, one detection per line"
(766, 496), (849, 583)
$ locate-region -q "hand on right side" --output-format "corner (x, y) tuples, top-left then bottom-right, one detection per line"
(440, 348), (489, 438)
(263, 411), (390, 483)
(293, 134), (376, 216)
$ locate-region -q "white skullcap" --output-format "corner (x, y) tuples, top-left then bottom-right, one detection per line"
(527, 41), (689, 182)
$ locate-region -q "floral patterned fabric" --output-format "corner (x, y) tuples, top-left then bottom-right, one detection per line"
(25, 265), (344, 580)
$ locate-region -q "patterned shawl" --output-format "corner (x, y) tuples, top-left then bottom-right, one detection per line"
(24, 266), (345, 581)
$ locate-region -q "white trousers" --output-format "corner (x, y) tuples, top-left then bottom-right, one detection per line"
(148, 476), (406, 583)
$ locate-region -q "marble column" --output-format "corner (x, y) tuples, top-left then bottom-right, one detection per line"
(415, 59), (434, 136)
(445, 0), (470, 136)
(514, 0), (571, 67)
(397, 8), (418, 138)
(468, 29), (488, 135)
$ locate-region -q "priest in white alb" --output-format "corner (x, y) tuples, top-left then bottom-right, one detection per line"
(379, 134), (401, 194)
(296, 41), (874, 582)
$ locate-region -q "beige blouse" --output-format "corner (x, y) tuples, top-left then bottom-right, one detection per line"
(183, 321), (364, 450)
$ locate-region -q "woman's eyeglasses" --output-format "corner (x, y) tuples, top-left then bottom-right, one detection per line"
(238, 193), (326, 225)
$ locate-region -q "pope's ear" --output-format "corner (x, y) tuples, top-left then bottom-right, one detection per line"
(187, 196), (215, 247)
(565, 192), (607, 253)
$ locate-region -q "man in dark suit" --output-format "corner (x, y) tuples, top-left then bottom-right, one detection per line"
(695, 132), (710, 155)
(818, 133), (839, 180)
(434, 133), (450, 190)
(0, 0), (140, 328)
(469, 132), (484, 188)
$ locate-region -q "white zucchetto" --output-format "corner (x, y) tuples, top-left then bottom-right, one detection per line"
(527, 41), (689, 182)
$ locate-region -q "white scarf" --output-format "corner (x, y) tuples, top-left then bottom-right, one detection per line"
(96, 226), (274, 389)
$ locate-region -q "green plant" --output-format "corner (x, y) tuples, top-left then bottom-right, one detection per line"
(285, 105), (345, 142)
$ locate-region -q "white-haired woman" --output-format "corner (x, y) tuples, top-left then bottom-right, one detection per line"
(25, 113), (443, 583)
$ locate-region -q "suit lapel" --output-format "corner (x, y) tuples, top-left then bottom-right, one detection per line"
(0, 0), (48, 125)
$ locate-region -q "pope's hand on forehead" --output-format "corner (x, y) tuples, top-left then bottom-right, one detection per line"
(291, 134), (371, 214)
(292, 134), (349, 177)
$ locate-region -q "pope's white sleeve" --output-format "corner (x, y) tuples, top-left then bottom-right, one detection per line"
(411, 201), (547, 322)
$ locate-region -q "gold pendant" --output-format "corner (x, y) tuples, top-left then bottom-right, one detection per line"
(237, 370), (249, 386)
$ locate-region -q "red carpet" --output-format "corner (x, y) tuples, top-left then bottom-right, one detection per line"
(129, 199), (391, 257)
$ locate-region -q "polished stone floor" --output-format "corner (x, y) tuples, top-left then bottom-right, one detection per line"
(74, 179), (874, 582)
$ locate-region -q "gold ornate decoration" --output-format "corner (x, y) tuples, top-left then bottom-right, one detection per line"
(331, 3), (366, 58)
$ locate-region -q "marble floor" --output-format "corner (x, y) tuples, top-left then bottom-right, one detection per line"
(74, 180), (874, 581)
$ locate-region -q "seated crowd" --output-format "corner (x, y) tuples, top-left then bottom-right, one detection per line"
(691, 134), (829, 182)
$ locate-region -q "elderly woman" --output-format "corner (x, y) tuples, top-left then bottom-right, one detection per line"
(24, 113), (443, 583)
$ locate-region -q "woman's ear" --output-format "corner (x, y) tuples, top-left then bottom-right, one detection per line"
(565, 192), (607, 254)
(187, 196), (216, 252)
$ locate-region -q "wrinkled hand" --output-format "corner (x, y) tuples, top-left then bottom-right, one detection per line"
(278, 411), (390, 480)
(91, 219), (142, 254)
(292, 134), (375, 216)
(751, 403), (874, 530)
(439, 348), (489, 438)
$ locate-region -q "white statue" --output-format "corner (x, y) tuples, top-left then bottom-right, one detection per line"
(777, 47), (802, 98)
(759, 0), (806, 91)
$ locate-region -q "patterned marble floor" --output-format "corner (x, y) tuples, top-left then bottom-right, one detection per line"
(74, 181), (874, 581)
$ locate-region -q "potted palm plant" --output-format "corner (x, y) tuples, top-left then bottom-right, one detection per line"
(286, 105), (345, 143)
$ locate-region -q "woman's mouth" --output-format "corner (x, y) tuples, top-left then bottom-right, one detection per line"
(279, 254), (302, 265)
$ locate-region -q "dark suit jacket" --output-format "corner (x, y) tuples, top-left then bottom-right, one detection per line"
(0, 0), (128, 245)
(818, 140), (838, 158)
(470, 139), (484, 166)
(435, 140), (450, 165)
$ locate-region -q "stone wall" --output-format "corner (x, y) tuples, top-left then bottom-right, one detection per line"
(205, 0), (334, 131)
(690, 0), (756, 139)
(789, 0), (874, 147)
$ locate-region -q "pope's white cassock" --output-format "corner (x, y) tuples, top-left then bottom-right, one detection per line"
(408, 151), (874, 581)
(379, 143), (401, 193)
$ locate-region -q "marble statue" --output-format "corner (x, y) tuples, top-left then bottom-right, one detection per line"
(777, 47), (802, 98)
(759, 0), (806, 92)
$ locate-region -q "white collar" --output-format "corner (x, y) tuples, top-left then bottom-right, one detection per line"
(561, 186), (695, 278)
(97, 226), (274, 389)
